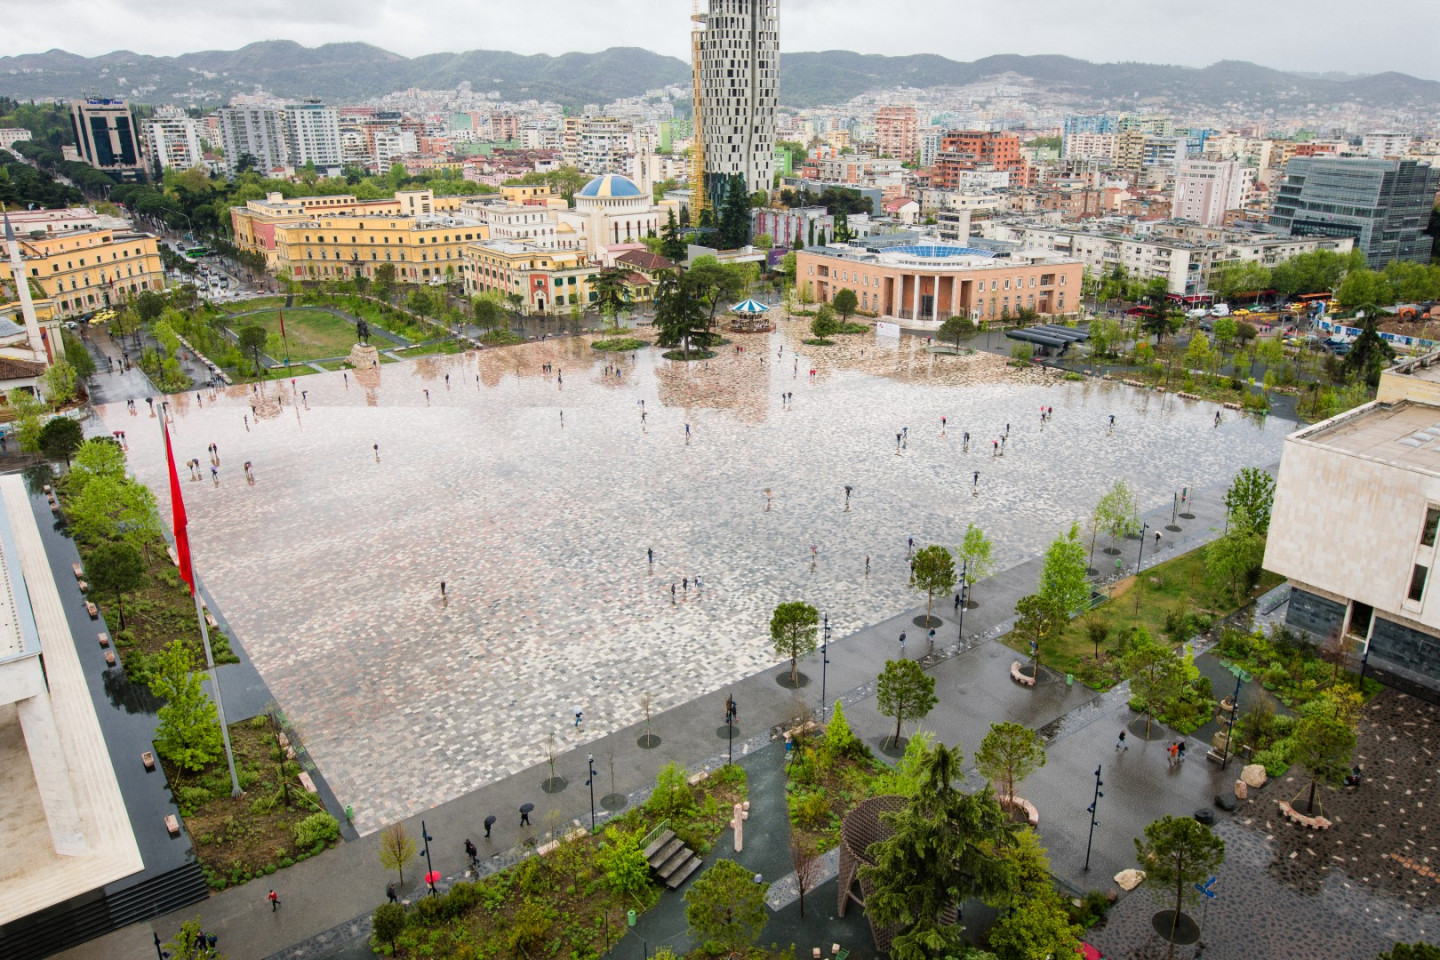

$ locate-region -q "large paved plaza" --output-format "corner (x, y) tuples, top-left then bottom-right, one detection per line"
(102, 327), (1293, 834)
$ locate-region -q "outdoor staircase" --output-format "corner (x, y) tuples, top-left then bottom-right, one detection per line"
(642, 826), (703, 889)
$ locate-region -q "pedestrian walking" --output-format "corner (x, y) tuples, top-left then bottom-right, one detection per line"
(954, 593), (961, 612)
(1177, 740), (1187, 763)
(973, 471), (980, 491)
(865, 555), (870, 575)
(244, 462), (254, 483)
(671, 583), (676, 602)
(484, 814), (496, 838)
(908, 537), (914, 556)
(1109, 414), (1115, 428)
(1215, 410), (1222, 427)
(683, 577), (689, 593)
(387, 883), (398, 903)
(647, 547), (654, 565)
(1154, 529), (1162, 548)
(520, 806), (531, 826)
(1167, 742), (1179, 767)
(465, 838), (478, 866)
(1116, 729), (1128, 750)
(268, 889), (281, 911)
(440, 581), (447, 600)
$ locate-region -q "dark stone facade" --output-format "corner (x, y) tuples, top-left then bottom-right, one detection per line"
(1370, 616), (1440, 695)
(1286, 587), (1346, 638)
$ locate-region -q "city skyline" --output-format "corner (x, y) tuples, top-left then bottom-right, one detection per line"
(2, 0), (1439, 83)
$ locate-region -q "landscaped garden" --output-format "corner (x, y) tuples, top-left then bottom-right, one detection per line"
(371, 762), (747, 958)
(227, 307), (359, 362)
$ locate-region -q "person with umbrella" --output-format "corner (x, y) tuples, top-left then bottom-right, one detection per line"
(484, 814), (496, 839)
(519, 802), (533, 826)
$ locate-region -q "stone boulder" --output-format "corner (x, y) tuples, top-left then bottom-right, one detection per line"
(1241, 764), (1268, 788)
(1234, 779), (1248, 800)
(1115, 869), (1146, 891)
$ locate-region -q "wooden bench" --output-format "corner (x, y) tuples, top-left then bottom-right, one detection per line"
(164, 815), (181, 836)
(142, 751), (155, 771)
(85, 601), (98, 619)
(103, 650), (116, 666)
(72, 562), (84, 579)
(999, 794), (1040, 827)
(98, 632), (109, 647)
(1010, 661), (1035, 687)
(1277, 800), (1332, 830)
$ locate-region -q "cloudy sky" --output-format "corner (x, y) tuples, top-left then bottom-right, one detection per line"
(3, 0), (1437, 81)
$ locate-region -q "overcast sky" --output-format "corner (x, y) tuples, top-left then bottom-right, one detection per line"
(4, 0), (1437, 82)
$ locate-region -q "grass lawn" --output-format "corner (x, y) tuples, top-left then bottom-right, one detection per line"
(226, 308), (357, 362)
(222, 296), (287, 314)
(1001, 545), (1284, 690)
(168, 714), (340, 889)
(394, 340), (466, 357)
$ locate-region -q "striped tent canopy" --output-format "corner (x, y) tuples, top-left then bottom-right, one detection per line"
(730, 299), (770, 315)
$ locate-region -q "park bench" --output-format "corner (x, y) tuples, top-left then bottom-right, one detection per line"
(1009, 661), (1035, 687)
(1277, 800), (1331, 830)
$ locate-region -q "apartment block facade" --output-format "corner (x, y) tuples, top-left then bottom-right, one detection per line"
(69, 99), (145, 182)
(696, 0), (779, 205)
(0, 228), (162, 318)
(1270, 157), (1440, 268)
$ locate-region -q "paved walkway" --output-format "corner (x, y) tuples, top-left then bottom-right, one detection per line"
(53, 460), (1255, 960)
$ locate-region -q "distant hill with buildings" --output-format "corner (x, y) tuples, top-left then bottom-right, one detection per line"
(1, 41), (1437, 113)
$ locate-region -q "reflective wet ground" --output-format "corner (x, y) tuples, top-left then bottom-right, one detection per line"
(102, 329), (1293, 834)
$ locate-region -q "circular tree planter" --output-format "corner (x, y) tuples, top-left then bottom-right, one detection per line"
(1126, 716), (1170, 741)
(913, 614), (945, 629)
(776, 671), (810, 689)
(661, 349), (717, 362)
(1165, 523), (1183, 533)
(716, 724), (740, 739)
(1151, 910), (1200, 945)
(1103, 546), (1122, 556)
(600, 793), (628, 812)
(541, 777), (568, 794)
(1180, 511), (1196, 520)
(876, 735), (908, 758)
(637, 733), (662, 749)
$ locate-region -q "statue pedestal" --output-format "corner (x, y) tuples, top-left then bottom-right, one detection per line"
(348, 343), (380, 369)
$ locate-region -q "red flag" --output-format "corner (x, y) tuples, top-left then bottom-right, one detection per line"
(163, 419), (195, 595)
(278, 309), (286, 339)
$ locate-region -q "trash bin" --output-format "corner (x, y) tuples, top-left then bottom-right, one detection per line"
(1066, 673), (1074, 686)
(345, 805), (353, 821)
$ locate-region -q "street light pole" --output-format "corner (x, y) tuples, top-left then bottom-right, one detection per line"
(820, 614), (831, 723)
(957, 559), (968, 642)
(725, 694), (736, 766)
(1220, 669), (1245, 770)
(1134, 521), (1149, 615)
(1083, 764), (1104, 872)
(585, 754), (597, 831)
(421, 820), (435, 894)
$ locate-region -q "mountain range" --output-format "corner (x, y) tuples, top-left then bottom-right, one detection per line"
(2, 41), (1438, 112)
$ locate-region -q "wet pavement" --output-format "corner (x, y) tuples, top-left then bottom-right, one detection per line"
(97, 326), (1293, 837)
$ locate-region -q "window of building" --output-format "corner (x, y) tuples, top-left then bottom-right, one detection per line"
(1422, 507), (1440, 547)
(1410, 564), (1430, 602)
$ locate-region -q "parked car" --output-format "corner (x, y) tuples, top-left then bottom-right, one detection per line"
(1210, 303), (1231, 317)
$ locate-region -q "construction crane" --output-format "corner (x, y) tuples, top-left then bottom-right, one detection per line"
(689, 0), (707, 220)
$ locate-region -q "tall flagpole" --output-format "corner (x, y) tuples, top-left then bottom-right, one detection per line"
(161, 405), (241, 796)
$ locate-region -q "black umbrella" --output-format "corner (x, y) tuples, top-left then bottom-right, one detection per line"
(484, 815), (497, 827)
(519, 803), (534, 814)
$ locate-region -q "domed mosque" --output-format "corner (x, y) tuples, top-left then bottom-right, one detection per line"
(564, 173), (662, 258)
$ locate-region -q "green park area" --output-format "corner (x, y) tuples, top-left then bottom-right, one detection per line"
(229, 308), (359, 362)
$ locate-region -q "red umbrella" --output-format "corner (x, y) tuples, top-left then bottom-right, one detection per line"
(425, 870), (441, 886)
(1079, 944), (1104, 960)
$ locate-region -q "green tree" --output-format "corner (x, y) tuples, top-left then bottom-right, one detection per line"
(1345, 317), (1395, 386)
(373, 262), (397, 300)
(41, 359), (79, 406)
(150, 639), (223, 773)
(68, 437), (127, 493)
(1014, 593), (1066, 678)
(1097, 479), (1142, 553)
(654, 272), (708, 360)
(820, 699), (861, 762)
(371, 902), (407, 952)
(986, 893), (1081, 960)
(661, 208), (686, 261)
(876, 658), (938, 748)
(38, 415), (84, 464)
(166, 916), (227, 960)
(770, 601), (819, 685)
(1212, 316), (1238, 347)
(860, 741), (1017, 960)
(1122, 629), (1183, 736)
(1224, 467), (1276, 538)
(1205, 512), (1267, 600)
(1334, 268), (1394, 315)
(959, 523), (994, 592)
(684, 859), (768, 954)
(1038, 523), (1089, 617)
(1291, 714), (1357, 815)
(938, 315), (977, 351)
(471, 294), (503, 332)
(596, 826), (653, 894)
(406, 286), (434, 319)
(1377, 943), (1440, 960)
(910, 545), (957, 626)
(1135, 816), (1226, 958)
(7, 388), (47, 452)
(67, 474), (162, 559)
(1184, 332), (1213, 376)
(378, 822), (416, 886)
(717, 174), (752, 249)
(684, 256), (746, 335)
(1209, 262), (1272, 300)
(85, 541), (145, 630)
(60, 332), (97, 380)
(832, 287), (858, 321)
(811, 303), (838, 340)
(974, 721), (1046, 803)
(237, 324), (268, 375)
(592, 267), (630, 322)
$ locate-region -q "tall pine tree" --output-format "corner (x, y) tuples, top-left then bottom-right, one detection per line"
(718, 174), (752, 250)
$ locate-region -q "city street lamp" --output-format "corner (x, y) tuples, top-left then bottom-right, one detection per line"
(1134, 521), (1150, 615)
(957, 559), (969, 641)
(585, 754), (597, 831)
(1083, 764), (1104, 872)
(725, 694), (737, 766)
(1219, 665), (1249, 770)
(421, 820), (435, 895)
(820, 614), (831, 723)
(153, 931), (169, 960)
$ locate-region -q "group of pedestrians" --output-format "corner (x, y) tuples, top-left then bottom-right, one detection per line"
(1114, 728), (1188, 766)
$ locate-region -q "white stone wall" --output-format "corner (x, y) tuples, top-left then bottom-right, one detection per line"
(1266, 426), (1440, 628)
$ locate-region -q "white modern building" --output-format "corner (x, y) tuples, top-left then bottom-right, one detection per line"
(284, 101), (343, 174)
(696, 0), (778, 207)
(1266, 354), (1440, 695)
(141, 117), (205, 173)
(218, 104), (289, 175)
(1171, 159), (1251, 227)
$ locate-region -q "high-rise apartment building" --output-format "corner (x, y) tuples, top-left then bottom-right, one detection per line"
(141, 117), (205, 173)
(218, 102), (342, 177)
(1062, 115), (1117, 158)
(1270, 157), (1440, 268)
(933, 131), (1032, 189)
(874, 106), (918, 164)
(284, 101), (343, 173)
(69, 99), (145, 182)
(695, 0), (778, 209)
(1172, 159), (1251, 226)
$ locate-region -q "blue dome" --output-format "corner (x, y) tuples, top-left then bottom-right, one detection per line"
(577, 174), (645, 199)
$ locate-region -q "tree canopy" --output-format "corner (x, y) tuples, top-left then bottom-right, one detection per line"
(770, 601), (819, 685)
(876, 658), (938, 749)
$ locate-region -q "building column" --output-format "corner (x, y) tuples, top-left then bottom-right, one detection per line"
(951, 275), (960, 319)
(912, 273), (920, 321)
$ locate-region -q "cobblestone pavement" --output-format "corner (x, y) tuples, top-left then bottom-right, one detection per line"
(1087, 689), (1440, 959)
(99, 327), (1293, 835)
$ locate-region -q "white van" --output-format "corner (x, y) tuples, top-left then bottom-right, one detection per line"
(1209, 303), (1231, 317)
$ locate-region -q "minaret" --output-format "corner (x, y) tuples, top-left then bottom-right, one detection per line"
(3, 211), (48, 361)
